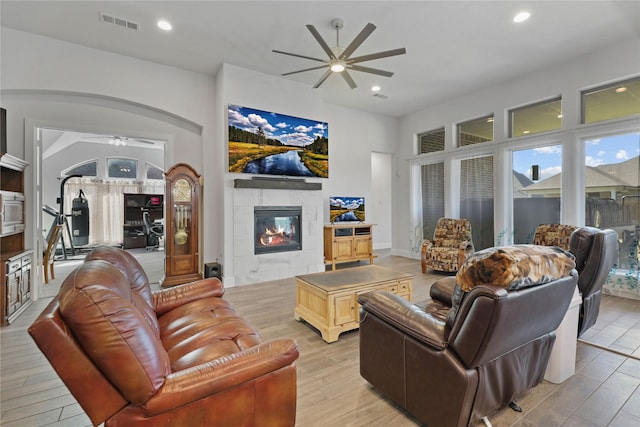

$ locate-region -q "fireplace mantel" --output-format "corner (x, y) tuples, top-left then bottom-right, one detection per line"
(234, 177), (322, 191)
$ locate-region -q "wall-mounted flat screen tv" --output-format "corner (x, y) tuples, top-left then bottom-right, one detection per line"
(330, 197), (365, 223)
(228, 104), (328, 178)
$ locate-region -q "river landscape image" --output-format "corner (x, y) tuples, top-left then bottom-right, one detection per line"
(228, 104), (329, 178)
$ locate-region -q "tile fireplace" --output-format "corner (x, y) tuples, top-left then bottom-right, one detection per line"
(254, 206), (302, 254)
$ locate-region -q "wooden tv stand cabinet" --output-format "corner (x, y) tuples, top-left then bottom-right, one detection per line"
(323, 223), (375, 271)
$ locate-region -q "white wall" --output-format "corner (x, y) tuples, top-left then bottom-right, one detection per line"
(1, 27), (400, 289)
(1, 27), (216, 289)
(218, 64), (399, 285)
(393, 37), (640, 258)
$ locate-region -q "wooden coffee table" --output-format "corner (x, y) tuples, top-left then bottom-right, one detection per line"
(295, 265), (413, 343)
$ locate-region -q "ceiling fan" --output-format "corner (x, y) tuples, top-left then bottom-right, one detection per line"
(82, 135), (158, 147)
(273, 18), (406, 89)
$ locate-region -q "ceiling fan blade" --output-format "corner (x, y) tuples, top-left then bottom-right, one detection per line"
(282, 64), (329, 76)
(341, 70), (358, 89)
(312, 69), (333, 89)
(349, 64), (394, 78)
(339, 23), (376, 60)
(272, 49), (327, 63)
(348, 48), (407, 64)
(306, 25), (336, 59)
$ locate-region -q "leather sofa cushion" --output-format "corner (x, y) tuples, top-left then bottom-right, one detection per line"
(456, 244), (576, 291)
(58, 260), (171, 405)
(85, 246), (160, 336)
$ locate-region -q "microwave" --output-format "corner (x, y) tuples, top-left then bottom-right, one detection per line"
(0, 190), (25, 237)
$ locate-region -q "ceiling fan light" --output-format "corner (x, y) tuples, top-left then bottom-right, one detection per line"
(330, 61), (346, 73)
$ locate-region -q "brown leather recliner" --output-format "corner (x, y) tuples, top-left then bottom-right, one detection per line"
(569, 226), (618, 337)
(29, 246), (299, 427)
(359, 245), (578, 427)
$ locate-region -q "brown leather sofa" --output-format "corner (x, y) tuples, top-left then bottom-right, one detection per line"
(29, 246), (299, 427)
(359, 245), (578, 427)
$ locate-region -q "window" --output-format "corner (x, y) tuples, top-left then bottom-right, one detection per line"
(510, 97), (562, 137)
(582, 77), (640, 124)
(420, 162), (444, 239)
(512, 145), (563, 244)
(460, 156), (494, 250)
(146, 162), (164, 180)
(107, 158), (137, 179)
(458, 115), (494, 146)
(63, 160), (97, 177)
(584, 132), (639, 275)
(418, 128), (445, 154)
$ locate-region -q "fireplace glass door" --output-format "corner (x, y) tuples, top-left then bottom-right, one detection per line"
(254, 206), (302, 254)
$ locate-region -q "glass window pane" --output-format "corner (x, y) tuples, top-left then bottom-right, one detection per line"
(585, 133), (639, 276)
(458, 115), (494, 146)
(512, 145), (563, 244)
(107, 158), (137, 179)
(460, 156), (494, 250)
(146, 163), (164, 180)
(65, 160), (97, 177)
(418, 128), (445, 154)
(582, 77), (640, 124)
(421, 162), (444, 239)
(510, 98), (562, 137)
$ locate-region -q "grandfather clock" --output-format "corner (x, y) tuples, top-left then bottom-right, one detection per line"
(160, 163), (202, 287)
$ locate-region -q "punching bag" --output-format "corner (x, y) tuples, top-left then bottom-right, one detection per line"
(71, 189), (89, 246)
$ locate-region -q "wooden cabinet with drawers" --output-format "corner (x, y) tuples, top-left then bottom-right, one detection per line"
(323, 223), (375, 271)
(1, 146), (32, 326)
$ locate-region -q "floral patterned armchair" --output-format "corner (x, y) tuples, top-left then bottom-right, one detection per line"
(421, 218), (474, 273)
(533, 224), (579, 250)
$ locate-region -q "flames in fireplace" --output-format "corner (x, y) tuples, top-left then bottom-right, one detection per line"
(254, 206), (302, 254)
(258, 223), (296, 247)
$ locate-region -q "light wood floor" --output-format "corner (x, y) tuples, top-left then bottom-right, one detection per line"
(1, 251), (639, 426)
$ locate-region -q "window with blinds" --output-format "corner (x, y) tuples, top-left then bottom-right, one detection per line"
(418, 128), (445, 154)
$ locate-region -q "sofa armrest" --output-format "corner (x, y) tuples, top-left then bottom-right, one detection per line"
(458, 240), (474, 253)
(152, 278), (225, 315)
(429, 276), (457, 306)
(139, 339), (299, 417)
(358, 291), (447, 350)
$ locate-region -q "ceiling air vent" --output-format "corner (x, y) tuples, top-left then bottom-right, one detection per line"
(373, 93), (389, 99)
(100, 13), (139, 31)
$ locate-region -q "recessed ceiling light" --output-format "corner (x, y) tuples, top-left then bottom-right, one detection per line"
(522, 130), (531, 134)
(513, 11), (530, 23)
(371, 85), (381, 92)
(157, 20), (172, 31)
(615, 87), (628, 93)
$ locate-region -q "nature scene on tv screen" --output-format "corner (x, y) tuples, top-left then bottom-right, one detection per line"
(228, 104), (328, 178)
(330, 197), (365, 222)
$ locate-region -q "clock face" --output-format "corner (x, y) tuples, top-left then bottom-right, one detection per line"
(173, 178), (191, 203)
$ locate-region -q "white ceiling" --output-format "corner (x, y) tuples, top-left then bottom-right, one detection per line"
(1, 1), (639, 118)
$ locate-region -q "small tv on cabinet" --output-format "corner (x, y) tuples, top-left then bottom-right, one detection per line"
(330, 197), (365, 223)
